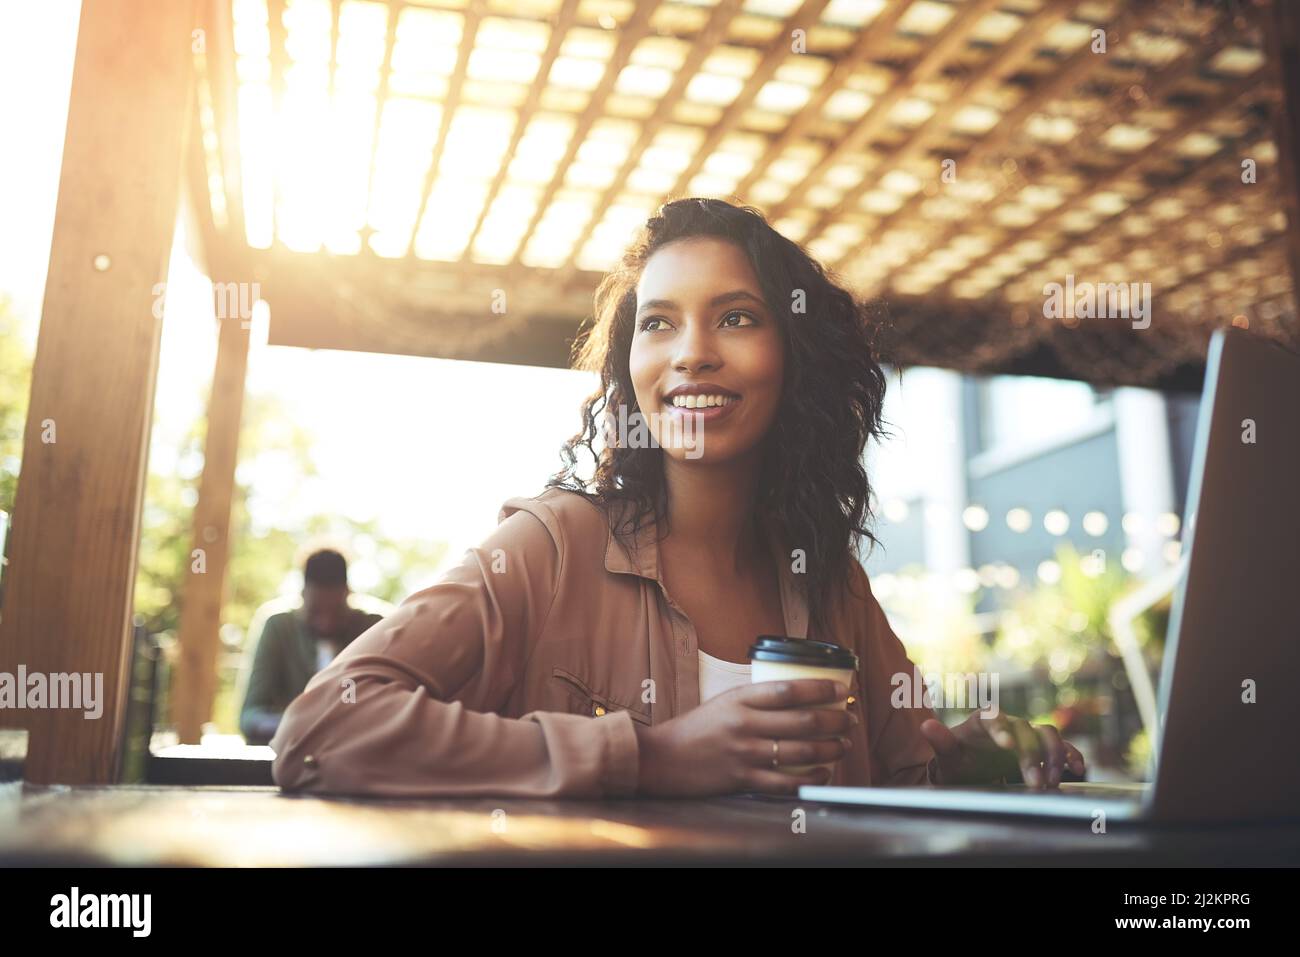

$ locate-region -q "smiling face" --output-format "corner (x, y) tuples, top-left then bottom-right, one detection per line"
(628, 236), (785, 466)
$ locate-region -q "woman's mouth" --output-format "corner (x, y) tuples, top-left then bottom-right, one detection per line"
(662, 392), (741, 422)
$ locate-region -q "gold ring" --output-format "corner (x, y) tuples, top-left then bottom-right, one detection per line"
(772, 739), (780, 769)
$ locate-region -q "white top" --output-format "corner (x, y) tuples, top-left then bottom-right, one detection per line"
(698, 648), (752, 703)
(315, 640), (335, 672)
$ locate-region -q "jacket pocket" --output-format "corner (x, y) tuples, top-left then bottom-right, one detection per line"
(551, 666), (652, 725)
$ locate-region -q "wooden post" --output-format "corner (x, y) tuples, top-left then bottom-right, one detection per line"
(0, 1), (197, 784)
(172, 310), (251, 744)
(167, 30), (256, 744)
(1264, 0), (1300, 342)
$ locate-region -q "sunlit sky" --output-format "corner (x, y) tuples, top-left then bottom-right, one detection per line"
(0, 1), (79, 344)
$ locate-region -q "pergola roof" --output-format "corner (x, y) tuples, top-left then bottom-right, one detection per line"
(189, 0), (1299, 388)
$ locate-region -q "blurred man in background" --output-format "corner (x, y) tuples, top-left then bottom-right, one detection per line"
(239, 548), (384, 745)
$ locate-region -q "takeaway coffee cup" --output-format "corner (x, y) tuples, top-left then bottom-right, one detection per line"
(749, 636), (859, 778)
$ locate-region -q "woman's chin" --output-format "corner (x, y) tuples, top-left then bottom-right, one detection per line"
(660, 442), (750, 466)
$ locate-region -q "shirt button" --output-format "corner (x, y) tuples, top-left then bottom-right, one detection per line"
(593, 705), (606, 717)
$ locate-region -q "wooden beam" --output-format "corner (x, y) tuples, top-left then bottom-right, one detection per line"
(174, 84), (252, 744)
(1018, 192), (1284, 311)
(460, 0), (583, 262)
(504, 0), (664, 279)
(840, 0), (1168, 288)
(360, 1), (400, 253)
(205, 0), (246, 245)
(405, 0), (487, 258)
(1158, 238), (1290, 306)
(726, 0), (914, 204)
(268, 299), (582, 369)
(550, 0), (746, 288)
(875, 296), (1210, 391)
(259, 248), (590, 367)
(554, 0), (843, 295)
(259, 228), (1223, 389)
(172, 10), (264, 740)
(665, 0), (836, 212)
(920, 14), (1254, 293)
(328, 0), (341, 100)
(936, 70), (1268, 295)
(794, 0), (1083, 254)
(187, 77), (222, 272)
(971, 114), (1278, 306)
(172, 314), (251, 743)
(769, 0), (1003, 222)
(267, 0), (288, 246)
(863, 9), (1246, 290)
(0, 0), (196, 784)
(894, 17), (1250, 295)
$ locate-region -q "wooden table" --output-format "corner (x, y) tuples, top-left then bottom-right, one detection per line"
(2, 783), (1298, 866)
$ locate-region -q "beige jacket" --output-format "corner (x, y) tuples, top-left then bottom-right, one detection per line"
(270, 488), (938, 797)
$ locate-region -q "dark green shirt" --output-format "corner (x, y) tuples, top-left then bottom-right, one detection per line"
(239, 607), (382, 745)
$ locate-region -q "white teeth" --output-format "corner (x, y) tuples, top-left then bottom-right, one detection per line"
(670, 394), (735, 408)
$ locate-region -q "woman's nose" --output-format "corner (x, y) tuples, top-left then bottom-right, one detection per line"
(672, 319), (721, 371)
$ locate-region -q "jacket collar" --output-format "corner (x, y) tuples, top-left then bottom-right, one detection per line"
(291, 608), (319, 670)
(603, 499), (810, 639)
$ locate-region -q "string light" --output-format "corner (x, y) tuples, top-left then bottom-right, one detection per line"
(1036, 560), (1061, 585)
(893, 505), (1194, 540)
(962, 505), (989, 531)
(883, 499), (910, 523)
(1006, 507), (1032, 533)
(1082, 510), (1109, 536)
(1156, 512), (1181, 537)
(867, 505), (1205, 599)
(1043, 509), (1070, 536)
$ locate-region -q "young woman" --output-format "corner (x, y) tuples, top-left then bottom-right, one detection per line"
(270, 198), (1086, 798)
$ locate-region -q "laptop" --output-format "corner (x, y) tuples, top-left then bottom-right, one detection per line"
(801, 327), (1300, 824)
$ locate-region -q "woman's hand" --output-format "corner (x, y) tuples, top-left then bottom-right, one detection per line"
(920, 708), (1087, 789)
(633, 679), (855, 797)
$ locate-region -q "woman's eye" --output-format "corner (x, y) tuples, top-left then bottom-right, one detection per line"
(720, 311), (756, 327)
(639, 316), (668, 332)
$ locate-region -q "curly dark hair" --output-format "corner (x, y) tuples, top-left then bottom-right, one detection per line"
(547, 197), (890, 637)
